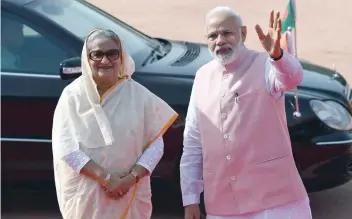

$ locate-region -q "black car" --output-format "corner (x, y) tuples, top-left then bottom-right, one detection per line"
(1, 0), (352, 194)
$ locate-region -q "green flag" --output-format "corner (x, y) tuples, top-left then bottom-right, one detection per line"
(281, 0), (296, 33)
(281, 0), (300, 118)
(280, 0), (297, 56)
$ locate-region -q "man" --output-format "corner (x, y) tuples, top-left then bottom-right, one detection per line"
(1, 15), (24, 69)
(180, 6), (312, 219)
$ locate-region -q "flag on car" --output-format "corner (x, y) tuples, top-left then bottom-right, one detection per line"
(280, 0), (301, 119)
(280, 0), (296, 56)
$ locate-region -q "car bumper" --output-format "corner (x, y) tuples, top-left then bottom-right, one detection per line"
(293, 131), (352, 193)
(301, 153), (352, 193)
(1, 139), (54, 184)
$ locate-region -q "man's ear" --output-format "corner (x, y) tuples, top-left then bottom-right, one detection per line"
(241, 26), (247, 42)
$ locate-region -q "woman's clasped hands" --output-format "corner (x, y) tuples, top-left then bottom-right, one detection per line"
(102, 171), (136, 200)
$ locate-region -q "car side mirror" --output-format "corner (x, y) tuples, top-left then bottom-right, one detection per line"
(59, 57), (82, 80)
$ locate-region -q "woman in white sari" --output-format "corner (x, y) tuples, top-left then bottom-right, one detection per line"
(52, 29), (178, 219)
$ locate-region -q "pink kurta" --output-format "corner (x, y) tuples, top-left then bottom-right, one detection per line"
(180, 48), (312, 218)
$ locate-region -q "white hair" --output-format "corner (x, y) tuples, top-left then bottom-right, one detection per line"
(205, 6), (243, 27)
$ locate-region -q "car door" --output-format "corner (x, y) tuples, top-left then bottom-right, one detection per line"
(1, 7), (80, 187)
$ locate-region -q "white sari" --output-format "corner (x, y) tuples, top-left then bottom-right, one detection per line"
(52, 37), (178, 219)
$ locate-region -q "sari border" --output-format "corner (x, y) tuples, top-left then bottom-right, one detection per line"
(119, 113), (179, 219)
(143, 113), (179, 150)
(99, 75), (129, 103)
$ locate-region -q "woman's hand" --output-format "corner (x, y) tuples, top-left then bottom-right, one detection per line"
(112, 174), (136, 198)
(102, 172), (136, 200)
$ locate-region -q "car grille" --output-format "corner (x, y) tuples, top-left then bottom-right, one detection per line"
(171, 42), (200, 66)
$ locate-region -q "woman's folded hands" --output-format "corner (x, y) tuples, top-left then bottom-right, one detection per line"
(102, 171), (136, 200)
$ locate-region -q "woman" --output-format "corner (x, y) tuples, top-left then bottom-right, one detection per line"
(52, 29), (178, 219)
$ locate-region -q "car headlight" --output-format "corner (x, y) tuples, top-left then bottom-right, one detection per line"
(310, 100), (352, 131)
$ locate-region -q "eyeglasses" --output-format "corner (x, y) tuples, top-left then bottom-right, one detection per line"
(88, 49), (121, 61)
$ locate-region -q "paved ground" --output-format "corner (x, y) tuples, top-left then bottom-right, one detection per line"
(2, 0), (352, 218)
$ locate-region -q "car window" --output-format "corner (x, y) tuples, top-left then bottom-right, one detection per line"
(25, 0), (155, 57)
(1, 11), (76, 75)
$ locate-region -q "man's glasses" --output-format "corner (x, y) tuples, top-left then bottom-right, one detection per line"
(88, 49), (121, 61)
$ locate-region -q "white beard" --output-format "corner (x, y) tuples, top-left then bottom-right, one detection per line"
(211, 42), (245, 65)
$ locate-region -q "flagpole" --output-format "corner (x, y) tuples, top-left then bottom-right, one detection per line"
(291, 0), (301, 118)
(293, 0), (298, 58)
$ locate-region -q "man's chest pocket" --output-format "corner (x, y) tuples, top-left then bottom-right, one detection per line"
(223, 89), (261, 114)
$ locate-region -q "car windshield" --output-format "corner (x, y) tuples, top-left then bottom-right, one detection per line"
(24, 0), (155, 56)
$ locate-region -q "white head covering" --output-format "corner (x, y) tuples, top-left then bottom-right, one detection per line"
(80, 29), (136, 146)
(52, 29), (138, 159)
